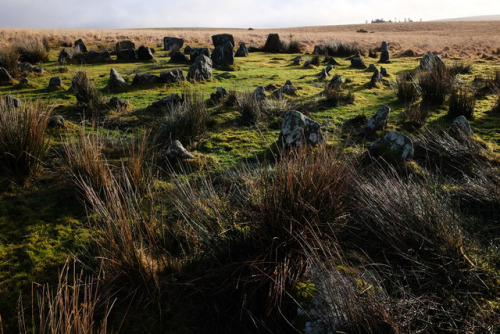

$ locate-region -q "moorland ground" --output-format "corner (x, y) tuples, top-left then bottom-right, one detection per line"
(0, 21), (499, 333)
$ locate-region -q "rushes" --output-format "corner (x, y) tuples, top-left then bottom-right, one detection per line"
(0, 98), (52, 183)
(448, 86), (476, 119)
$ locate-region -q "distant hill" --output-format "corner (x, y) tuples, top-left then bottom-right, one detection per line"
(434, 14), (500, 22)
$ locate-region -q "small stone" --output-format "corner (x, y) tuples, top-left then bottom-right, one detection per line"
(235, 43), (249, 57)
(47, 115), (65, 128)
(170, 51), (189, 63)
(365, 105), (390, 136)
(327, 57), (339, 65)
(49, 77), (63, 88)
(253, 86), (267, 101)
(190, 48), (210, 62)
(19, 78), (30, 85)
(150, 94), (182, 109)
(380, 67), (388, 77)
(319, 68), (329, 80)
(370, 131), (414, 160)
(5, 95), (20, 108)
(108, 68), (127, 89)
(210, 87), (229, 103)
(160, 69), (185, 84)
(116, 49), (137, 61)
(0, 67), (13, 85)
(108, 97), (127, 109)
(303, 60), (311, 67)
(184, 46), (192, 55)
(211, 40), (234, 67)
(371, 69), (383, 84)
(58, 49), (73, 64)
(313, 45), (324, 55)
(350, 56), (366, 68)
(132, 73), (161, 86)
(264, 84), (277, 91)
(450, 115), (473, 136)
(292, 56), (302, 65)
(167, 140), (193, 159)
(84, 51), (111, 63)
(272, 81), (297, 98)
(329, 74), (342, 89)
(368, 64), (377, 72)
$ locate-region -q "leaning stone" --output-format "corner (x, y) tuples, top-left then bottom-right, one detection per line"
(74, 39), (87, 53)
(326, 57), (339, 65)
(5, 95), (20, 108)
(116, 49), (137, 61)
(235, 43), (249, 57)
(319, 68), (329, 80)
(49, 77), (63, 88)
(210, 87), (228, 103)
(279, 110), (323, 146)
(163, 37), (184, 51)
(253, 86), (267, 101)
(167, 140), (193, 159)
(365, 105), (390, 136)
(0, 67), (13, 84)
(371, 69), (383, 84)
(47, 115), (65, 128)
(190, 47), (210, 62)
(58, 48), (73, 64)
(263, 33), (283, 53)
(150, 94), (183, 109)
(170, 51), (189, 63)
(187, 55), (212, 81)
(132, 73), (161, 86)
(160, 69), (185, 84)
(116, 40), (136, 53)
(380, 67), (388, 77)
(450, 115), (473, 136)
(370, 131), (414, 160)
(108, 68), (127, 89)
(211, 41), (234, 67)
(379, 41), (390, 63)
(325, 64), (334, 74)
(212, 34), (234, 48)
(329, 74), (342, 89)
(137, 45), (154, 61)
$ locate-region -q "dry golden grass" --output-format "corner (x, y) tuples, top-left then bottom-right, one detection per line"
(1, 21), (500, 58)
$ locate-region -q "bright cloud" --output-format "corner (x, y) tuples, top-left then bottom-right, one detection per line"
(0, 0), (499, 28)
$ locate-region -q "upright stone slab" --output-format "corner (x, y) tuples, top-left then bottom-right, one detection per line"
(450, 116), (473, 137)
(74, 39), (87, 53)
(0, 67), (13, 85)
(379, 41), (390, 63)
(116, 49), (137, 61)
(108, 68), (127, 89)
(137, 45), (154, 61)
(235, 43), (249, 57)
(420, 52), (445, 71)
(211, 41), (234, 67)
(187, 55), (212, 81)
(190, 48), (210, 62)
(160, 69), (185, 84)
(212, 34), (234, 48)
(365, 105), (390, 136)
(263, 33), (283, 53)
(116, 40), (136, 53)
(163, 37), (184, 51)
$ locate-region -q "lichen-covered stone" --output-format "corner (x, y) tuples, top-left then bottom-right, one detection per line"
(115, 40), (136, 53)
(132, 73), (161, 86)
(187, 55), (212, 81)
(49, 77), (63, 88)
(150, 94), (183, 109)
(420, 52), (445, 71)
(365, 105), (390, 136)
(370, 131), (414, 160)
(160, 69), (185, 84)
(279, 110), (323, 146)
(190, 47), (210, 62)
(108, 68), (127, 89)
(450, 115), (473, 137)
(253, 86), (267, 101)
(167, 140), (193, 159)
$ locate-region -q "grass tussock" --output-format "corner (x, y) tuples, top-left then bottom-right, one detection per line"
(0, 98), (52, 183)
(397, 102), (428, 126)
(71, 71), (106, 113)
(13, 37), (49, 64)
(448, 61), (473, 75)
(324, 86), (355, 107)
(0, 48), (20, 77)
(448, 86), (476, 119)
(281, 39), (303, 53)
(236, 90), (262, 125)
(417, 65), (454, 106)
(324, 41), (363, 57)
(391, 73), (420, 103)
(161, 90), (210, 144)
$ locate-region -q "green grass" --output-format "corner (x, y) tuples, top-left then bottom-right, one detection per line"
(0, 43), (499, 332)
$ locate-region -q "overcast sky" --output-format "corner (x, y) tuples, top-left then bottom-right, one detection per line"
(0, 0), (499, 29)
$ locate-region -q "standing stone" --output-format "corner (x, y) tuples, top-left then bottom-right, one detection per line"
(235, 43), (249, 57)
(319, 68), (329, 80)
(84, 51), (111, 63)
(380, 67), (388, 77)
(108, 68), (127, 89)
(371, 69), (383, 84)
(329, 74), (342, 89)
(170, 51), (189, 62)
(163, 37), (184, 51)
(293, 56), (302, 65)
(211, 41), (234, 67)
(325, 64), (334, 74)
(370, 131), (414, 160)
(420, 52), (445, 71)
(184, 46), (192, 55)
(253, 86), (267, 101)
(167, 140), (193, 159)
(303, 60), (311, 67)
(0, 67), (13, 85)
(108, 97), (127, 109)
(272, 81), (297, 98)
(116, 49), (137, 61)
(5, 95), (20, 108)
(279, 110), (323, 146)
(160, 69), (186, 84)
(137, 45), (154, 61)
(450, 116), (473, 137)
(74, 39), (87, 53)
(212, 34), (234, 48)
(379, 41), (390, 63)
(263, 33), (283, 53)
(327, 57), (339, 65)
(49, 77), (63, 88)
(190, 48), (210, 62)
(116, 40), (136, 53)
(48, 115), (65, 128)
(368, 64), (377, 72)
(210, 87), (229, 103)
(364, 105), (390, 136)
(187, 55), (212, 81)
(313, 45), (325, 55)
(58, 48), (73, 64)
